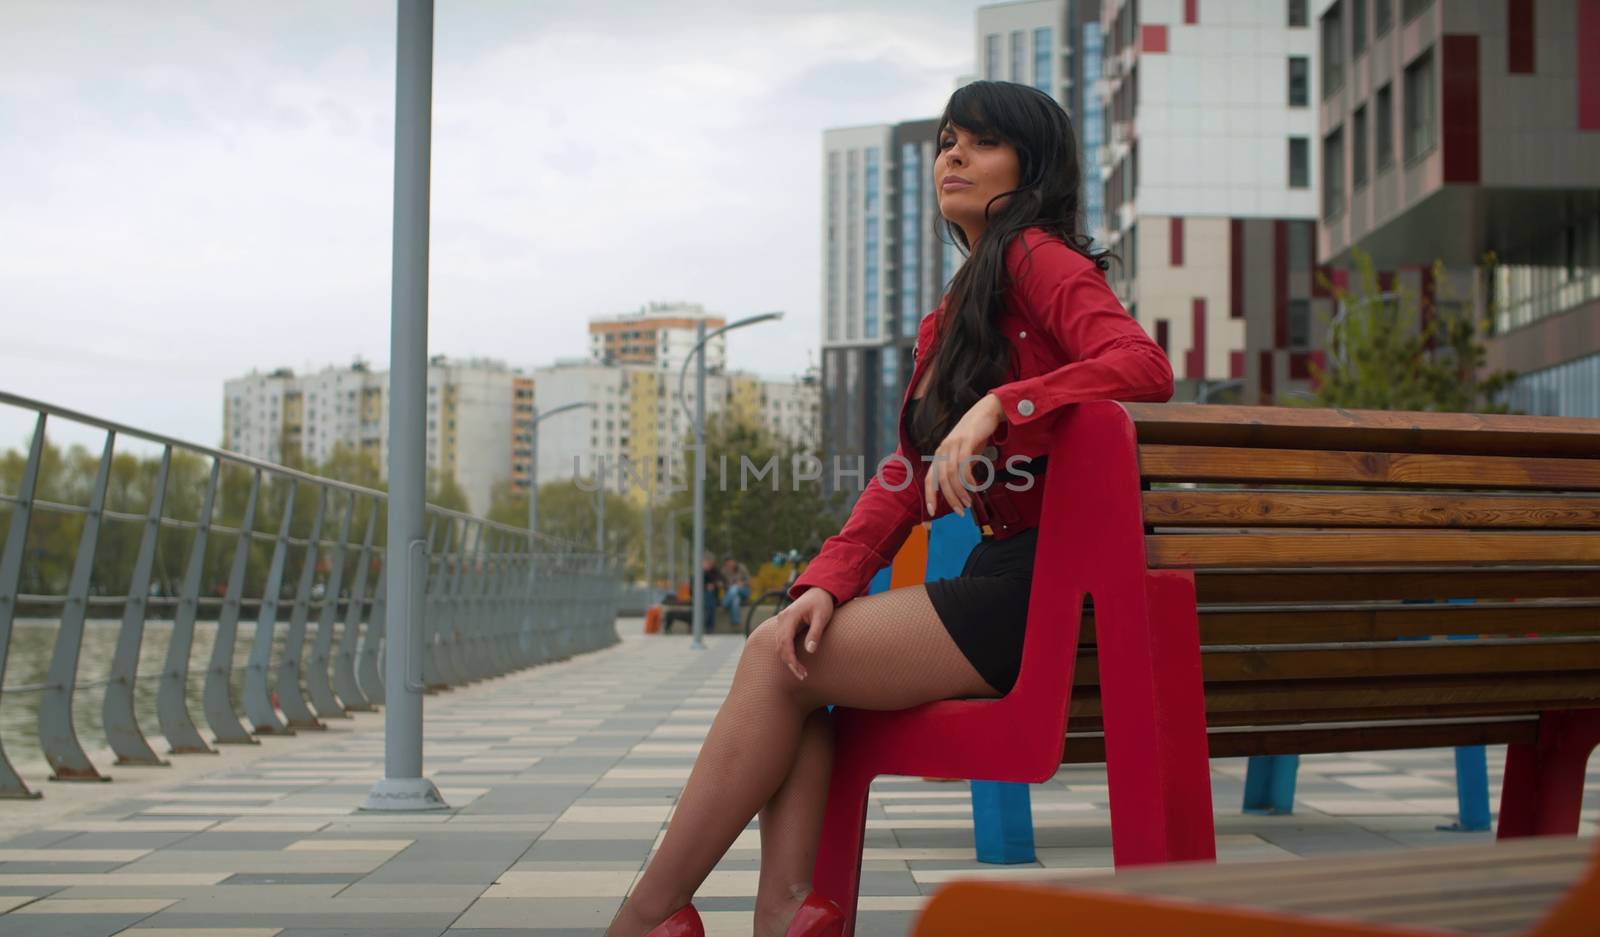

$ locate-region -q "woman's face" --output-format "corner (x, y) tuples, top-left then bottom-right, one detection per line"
(934, 123), (1020, 245)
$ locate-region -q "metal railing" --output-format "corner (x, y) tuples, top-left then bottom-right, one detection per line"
(0, 391), (622, 799)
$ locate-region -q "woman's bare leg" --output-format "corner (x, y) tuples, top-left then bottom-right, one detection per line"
(604, 586), (997, 937)
(752, 708), (833, 936)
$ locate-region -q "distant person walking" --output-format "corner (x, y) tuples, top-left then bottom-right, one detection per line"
(699, 553), (724, 633)
(720, 557), (750, 628)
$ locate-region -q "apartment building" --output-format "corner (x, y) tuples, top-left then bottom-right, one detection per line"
(1315, 0), (1600, 416)
(588, 302), (728, 374)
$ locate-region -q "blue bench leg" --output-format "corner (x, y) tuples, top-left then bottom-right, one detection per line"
(1438, 744), (1491, 832)
(1242, 754), (1299, 815)
(971, 781), (1036, 864)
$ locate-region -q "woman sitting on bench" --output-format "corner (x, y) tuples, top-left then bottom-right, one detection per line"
(604, 79), (1175, 937)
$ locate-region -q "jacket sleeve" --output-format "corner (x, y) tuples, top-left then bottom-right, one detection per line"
(788, 445), (923, 606)
(988, 231), (1175, 435)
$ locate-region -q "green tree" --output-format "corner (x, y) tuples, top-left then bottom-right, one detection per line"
(1311, 247), (1516, 412)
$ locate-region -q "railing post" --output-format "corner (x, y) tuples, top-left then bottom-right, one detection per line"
(358, 560), (388, 706)
(39, 430), (116, 782)
(103, 444), (173, 766)
(243, 478), (296, 735)
(158, 457), (220, 755)
(334, 497), (377, 711)
(0, 413), (48, 797)
(320, 492), (364, 715)
(204, 468), (261, 745)
(275, 485), (327, 730)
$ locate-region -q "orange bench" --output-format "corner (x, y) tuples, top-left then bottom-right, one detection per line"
(913, 835), (1600, 936)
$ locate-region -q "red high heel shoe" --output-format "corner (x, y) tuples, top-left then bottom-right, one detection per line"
(645, 904), (703, 937)
(786, 893), (845, 937)
(643, 893), (844, 937)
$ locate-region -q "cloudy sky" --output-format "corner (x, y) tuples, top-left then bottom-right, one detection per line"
(1, 0), (979, 452)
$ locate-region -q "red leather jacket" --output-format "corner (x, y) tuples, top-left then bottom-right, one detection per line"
(790, 227), (1175, 605)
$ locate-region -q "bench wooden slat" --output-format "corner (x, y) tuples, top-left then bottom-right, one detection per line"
(1147, 530), (1600, 568)
(1139, 444), (1600, 489)
(1125, 402), (1600, 458)
(1075, 600), (1600, 647)
(1143, 490), (1600, 529)
(1062, 715), (1538, 763)
(1194, 568), (1600, 602)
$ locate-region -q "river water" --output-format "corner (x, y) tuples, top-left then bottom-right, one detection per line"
(2, 617), (305, 767)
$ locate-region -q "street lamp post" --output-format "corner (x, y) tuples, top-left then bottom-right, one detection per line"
(676, 311), (783, 650)
(526, 400), (597, 545)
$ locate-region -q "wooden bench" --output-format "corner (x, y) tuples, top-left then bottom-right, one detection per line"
(811, 402), (1600, 937)
(912, 835), (1600, 936)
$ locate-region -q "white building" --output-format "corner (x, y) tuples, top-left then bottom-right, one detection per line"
(1096, 0), (1322, 402)
(224, 357), (528, 516)
(588, 302), (728, 375)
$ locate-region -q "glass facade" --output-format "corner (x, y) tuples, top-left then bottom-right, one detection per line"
(900, 142), (921, 337)
(1033, 28), (1053, 93)
(1505, 352), (1600, 419)
(879, 350), (900, 466)
(826, 152), (841, 342)
(846, 153), (859, 339)
(863, 147), (881, 340)
(1082, 23), (1106, 237)
(1492, 211), (1600, 333)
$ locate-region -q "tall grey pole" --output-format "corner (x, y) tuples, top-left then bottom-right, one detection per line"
(528, 405), (539, 540)
(690, 319), (707, 650)
(643, 500), (653, 590)
(364, 0), (445, 812)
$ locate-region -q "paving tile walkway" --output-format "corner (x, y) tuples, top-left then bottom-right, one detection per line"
(0, 623), (1595, 936)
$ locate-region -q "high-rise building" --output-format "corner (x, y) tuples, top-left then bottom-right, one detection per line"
(975, 1), (1106, 233)
(224, 357), (530, 515)
(821, 120), (961, 479)
(588, 302), (728, 373)
(1096, 0), (1322, 403)
(1314, 0), (1600, 417)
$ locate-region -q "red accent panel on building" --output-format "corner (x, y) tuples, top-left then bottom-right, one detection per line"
(1259, 350), (1275, 404)
(1288, 352), (1313, 381)
(1185, 299), (1207, 380)
(1581, 1), (1600, 130)
(1142, 24), (1168, 53)
(1170, 217), (1185, 267)
(1156, 319), (1170, 355)
(1309, 350), (1328, 391)
(1378, 270), (1397, 292)
(1229, 351), (1245, 379)
(1273, 221), (1288, 348)
(1441, 35), (1481, 184)
(1185, 0), (1198, 25)
(1508, 0), (1535, 73)
(1230, 219), (1244, 318)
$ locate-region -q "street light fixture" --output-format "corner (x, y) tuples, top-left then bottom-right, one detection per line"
(526, 400), (598, 546)
(675, 311), (784, 650)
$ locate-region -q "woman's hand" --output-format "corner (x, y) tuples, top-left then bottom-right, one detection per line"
(924, 393), (1006, 520)
(769, 586), (836, 681)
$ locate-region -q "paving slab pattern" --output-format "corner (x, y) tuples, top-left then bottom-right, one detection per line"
(0, 625), (1595, 936)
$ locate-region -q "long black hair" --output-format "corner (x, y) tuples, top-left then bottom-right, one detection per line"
(910, 80), (1113, 455)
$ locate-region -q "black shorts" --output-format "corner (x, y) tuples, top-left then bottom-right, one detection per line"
(925, 525), (1039, 696)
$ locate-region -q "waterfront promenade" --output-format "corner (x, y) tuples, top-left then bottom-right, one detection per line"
(0, 622), (1594, 937)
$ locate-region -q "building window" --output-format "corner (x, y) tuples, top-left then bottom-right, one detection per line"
(1288, 300), (1312, 349)
(1402, 0), (1430, 24)
(1403, 48), (1436, 163)
(1323, 127), (1345, 218)
(1352, 104), (1369, 188)
(899, 141), (921, 338)
(1321, 3), (1344, 96)
(985, 33), (1001, 79)
(1289, 0), (1308, 27)
(1010, 30), (1025, 82)
(1288, 137), (1310, 188)
(1033, 27), (1053, 93)
(1350, 0), (1367, 58)
(1375, 83), (1394, 170)
(864, 147), (881, 340)
(1289, 221), (1313, 272)
(1374, 0), (1392, 36)
(1288, 56), (1309, 106)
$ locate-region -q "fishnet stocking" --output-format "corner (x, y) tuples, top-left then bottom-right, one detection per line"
(606, 585), (1000, 937)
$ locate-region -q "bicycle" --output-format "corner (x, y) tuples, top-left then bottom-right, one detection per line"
(742, 549), (808, 637)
